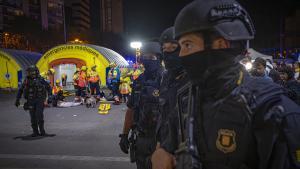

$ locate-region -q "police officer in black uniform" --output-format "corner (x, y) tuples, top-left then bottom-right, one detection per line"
(15, 65), (52, 137)
(119, 41), (163, 169)
(152, 0), (300, 169)
(152, 27), (190, 169)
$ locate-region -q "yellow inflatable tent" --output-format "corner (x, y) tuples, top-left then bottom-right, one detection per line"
(36, 44), (128, 89)
(0, 49), (42, 89)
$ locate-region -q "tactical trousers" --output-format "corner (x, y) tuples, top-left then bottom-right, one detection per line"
(28, 100), (45, 133)
(135, 135), (156, 169)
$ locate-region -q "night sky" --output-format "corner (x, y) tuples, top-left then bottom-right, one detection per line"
(123, 0), (300, 49)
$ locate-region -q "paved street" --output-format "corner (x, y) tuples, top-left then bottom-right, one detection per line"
(0, 92), (135, 169)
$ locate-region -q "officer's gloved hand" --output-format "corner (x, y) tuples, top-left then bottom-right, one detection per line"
(47, 95), (53, 104)
(119, 134), (129, 154)
(15, 99), (20, 107)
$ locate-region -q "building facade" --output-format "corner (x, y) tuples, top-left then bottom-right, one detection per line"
(0, 0), (63, 31)
(100, 0), (123, 33)
(65, 0), (90, 34)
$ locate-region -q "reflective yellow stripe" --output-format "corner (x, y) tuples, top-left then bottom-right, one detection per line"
(237, 71), (243, 86)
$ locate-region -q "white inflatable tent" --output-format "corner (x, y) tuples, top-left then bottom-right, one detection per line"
(247, 48), (273, 61)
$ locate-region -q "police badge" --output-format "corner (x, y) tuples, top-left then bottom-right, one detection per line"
(152, 89), (159, 97)
(216, 129), (237, 153)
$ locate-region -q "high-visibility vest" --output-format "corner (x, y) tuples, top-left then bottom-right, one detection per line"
(52, 85), (62, 95)
(88, 70), (100, 83)
(78, 71), (87, 87)
(73, 72), (79, 86)
(40, 71), (49, 80)
(132, 69), (142, 80)
(119, 77), (132, 94)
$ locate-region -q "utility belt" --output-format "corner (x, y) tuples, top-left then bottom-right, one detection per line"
(137, 128), (156, 138)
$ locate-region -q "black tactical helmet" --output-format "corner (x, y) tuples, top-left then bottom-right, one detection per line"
(141, 41), (162, 59)
(159, 27), (176, 44)
(26, 65), (39, 78)
(174, 0), (255, 41)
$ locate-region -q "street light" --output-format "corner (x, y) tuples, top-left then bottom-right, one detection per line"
(71, 38), (83, 44)
(130, 41), (142, 63)
(3, 32), (9, 48)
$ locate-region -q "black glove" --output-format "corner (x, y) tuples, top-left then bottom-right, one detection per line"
(48, 95), (54, 104)
(119, 134), (129, 154)
(15, 99), (20, 107)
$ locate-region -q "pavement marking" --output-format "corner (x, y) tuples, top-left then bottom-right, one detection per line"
(0, 154), (130, 162)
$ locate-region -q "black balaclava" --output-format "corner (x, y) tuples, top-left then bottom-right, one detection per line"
(141, 58), (161, 77)
(163, 47), (183, 75)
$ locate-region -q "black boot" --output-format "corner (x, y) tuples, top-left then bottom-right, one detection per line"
(38, 121), (46, 136)
(31, 124), (40, 137)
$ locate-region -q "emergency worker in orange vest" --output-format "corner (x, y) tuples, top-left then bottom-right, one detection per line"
(88, 65), (101, 98)
(73, 68), (80, 100)
(52, 79), (63, 95)
(77, 66), (88, 99)
(52, 79), (64, 107)
(131, 63), (144, 81)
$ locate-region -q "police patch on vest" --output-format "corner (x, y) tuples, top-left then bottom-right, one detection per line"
(153, 89), (159, 97)
(216, 129), (236, 153)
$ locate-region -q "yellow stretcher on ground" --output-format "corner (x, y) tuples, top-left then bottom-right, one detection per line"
(98, 102), (111, 115)
(63, 90), (75, 97)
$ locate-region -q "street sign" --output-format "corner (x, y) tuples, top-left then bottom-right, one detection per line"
(5, 73), (10, 80)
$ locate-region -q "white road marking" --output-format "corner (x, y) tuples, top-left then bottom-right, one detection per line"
(0, 154), (130, 162)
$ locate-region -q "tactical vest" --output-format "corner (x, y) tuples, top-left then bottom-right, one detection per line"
(133, 74), (161, 136)
(176, 76), (258, 169)
(24, 78), (47, 100)
(158, 70), (189, 153)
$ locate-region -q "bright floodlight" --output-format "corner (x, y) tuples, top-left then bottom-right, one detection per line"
(130, 42), (142, 49)
(245, 62), (253, 70)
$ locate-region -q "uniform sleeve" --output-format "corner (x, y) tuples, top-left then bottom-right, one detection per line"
(41, 78), (52, 96)
(157, 73), (179, 154)
(127, 85), (135, 109)
(278, 96), (300, 168)
(16, 79), (26, 99)
(254, 95), (300, 169)
(159, 102), (179, 154)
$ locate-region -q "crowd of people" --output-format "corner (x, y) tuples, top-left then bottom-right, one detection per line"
(43, 62), (145, 106)
(106, 62), (144, 104)
(250, 58), (300, 105)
